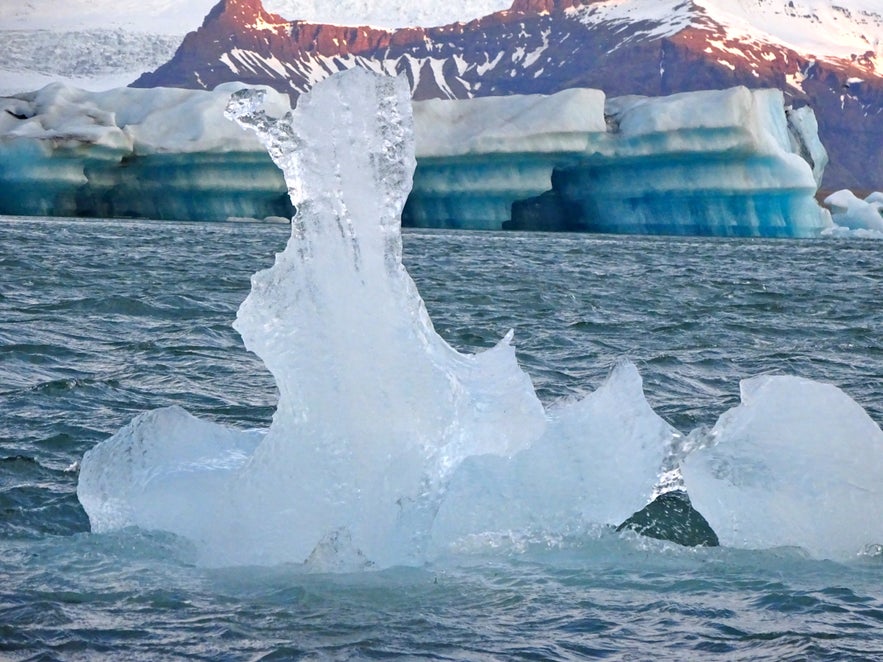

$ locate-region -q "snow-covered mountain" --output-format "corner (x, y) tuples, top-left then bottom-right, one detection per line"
(261, 0), (512, 28)
(130, 0), (882, 191)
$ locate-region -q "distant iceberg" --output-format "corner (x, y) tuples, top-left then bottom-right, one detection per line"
(823, 189), (883, 235)
(2, 79), (832, 236)
(0, 82), (294, 221)
(409, 86), (832, 237)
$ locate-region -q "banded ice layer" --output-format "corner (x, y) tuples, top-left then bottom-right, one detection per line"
(78, 70), (883, 568)
(0, 83), (294, 221)
(409, 87), (832, 236)
(2, 80), (833, 236)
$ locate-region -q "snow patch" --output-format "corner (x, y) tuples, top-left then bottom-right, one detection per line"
(576, 0), (694, 43)
(695, 0), (883, 71)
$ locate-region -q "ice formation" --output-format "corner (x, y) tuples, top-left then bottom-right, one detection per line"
(78, 69), (883, 566)
(823, 190), (883, 233)
(2, 81), (832, 236)
(682, 376), (883, 560)
(79, 69), (554, 567)
(429, 361), (677, 553)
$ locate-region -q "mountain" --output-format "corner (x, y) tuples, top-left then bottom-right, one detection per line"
(0, 0), (511, 95)
(130, 0), (882, 191)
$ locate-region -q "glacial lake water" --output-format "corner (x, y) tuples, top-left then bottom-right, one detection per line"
(2, 216), (883, 660)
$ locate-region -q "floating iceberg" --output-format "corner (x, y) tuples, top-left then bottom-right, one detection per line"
(0, 83), (293, 220)
(682, 375), (883, 560)
(823, 189), (883, 234)
(78, 70), (883, 567)
(3, 80), (832, 236)
(79, 70), (550, 567)
(410, 86), (832, 236)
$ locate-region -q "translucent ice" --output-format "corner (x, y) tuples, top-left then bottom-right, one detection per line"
(429, 360), (678, 554)
(681, 375), (883, 560)
(79, 69), (548, 567)
(77, 406), (263, 540)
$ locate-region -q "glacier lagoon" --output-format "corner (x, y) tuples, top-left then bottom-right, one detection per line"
(2, 69), (883, 657)
(3, 215), (883, 658)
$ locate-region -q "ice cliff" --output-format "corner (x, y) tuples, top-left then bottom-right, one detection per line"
(1, 80), (833, 236)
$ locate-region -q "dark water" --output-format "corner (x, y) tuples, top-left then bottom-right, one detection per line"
(2, 216), (883, 660)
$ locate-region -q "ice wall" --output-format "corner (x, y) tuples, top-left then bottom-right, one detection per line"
(2, 81), (832, 236)
(406, 89), (606, 229)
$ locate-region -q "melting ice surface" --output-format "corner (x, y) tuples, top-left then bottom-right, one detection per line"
(77, 69), (883, 568)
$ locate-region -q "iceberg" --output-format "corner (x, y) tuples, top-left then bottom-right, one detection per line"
(78, 69), (550, 568)
(409, 87), (832, 236)
(0, 83), (293, 221)
(823, 189), (883, 233)
(406, 88), (607, 230)
(2, 81), (832, 236)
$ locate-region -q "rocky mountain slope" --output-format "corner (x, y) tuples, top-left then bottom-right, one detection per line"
(108, 0), (883, 191)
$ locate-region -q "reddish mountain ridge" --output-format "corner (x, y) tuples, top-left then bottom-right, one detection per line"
(132, 0), (883, 191)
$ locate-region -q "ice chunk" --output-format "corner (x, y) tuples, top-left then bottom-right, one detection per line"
(430, 361), (676, 554)
(681, 375), (883, 560)
(823, 189), (883, 233)
(77, 406), (263, 537)
(79, 69), (546, 568)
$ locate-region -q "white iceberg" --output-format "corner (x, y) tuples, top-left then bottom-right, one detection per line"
(410, 86), (832, 236)
(823, 189), (883, 233)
